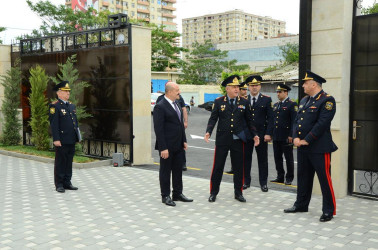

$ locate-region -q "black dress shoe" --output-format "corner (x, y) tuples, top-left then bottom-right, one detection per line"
(234, 194), (246, 202)
(162, 196), (176, 206)
(285, 180), (292, 185)
(226, 170), (234, 174)
(270, 178), (284, 183)
(319, 213), (333, 222)
(261, 185), (268, 192)
(242, 184), (250, 190)
(208, 194), (216, 202)
(182, 163), (187, 171)
(172, 194), (193, 202)
(64, 184), (78, 190)
(283, 205), (308, 213)
(56, 187), (65, 193)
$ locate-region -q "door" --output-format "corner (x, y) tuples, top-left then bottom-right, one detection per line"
(349, 13), (378, 197)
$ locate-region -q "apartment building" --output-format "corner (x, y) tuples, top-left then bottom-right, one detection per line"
(182, 10), (286, 49)
(65, 0), (177, 31)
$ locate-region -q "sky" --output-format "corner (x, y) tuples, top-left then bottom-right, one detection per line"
(0, 0), (376, 44)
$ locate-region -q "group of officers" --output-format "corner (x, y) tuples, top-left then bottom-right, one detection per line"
(204, 70), (337, 222)
(51, 71), (337, 223)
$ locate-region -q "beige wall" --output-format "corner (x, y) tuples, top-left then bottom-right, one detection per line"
(0, 45), (12, 134)
(131, 25), (153, 165)
(310, 0), (353, 198)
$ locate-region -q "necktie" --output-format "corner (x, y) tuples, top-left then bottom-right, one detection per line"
(252, 97), (256, 107)
(230, 99), (235, 110)
(277, 101), (282, 109)
(306, 97), (313, 107)
(173, 101), (181, 121)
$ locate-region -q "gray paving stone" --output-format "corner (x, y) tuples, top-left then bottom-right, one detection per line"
(1, 154), (378, 249)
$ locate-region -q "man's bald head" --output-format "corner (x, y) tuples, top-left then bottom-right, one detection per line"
(165, 81), (180, 101)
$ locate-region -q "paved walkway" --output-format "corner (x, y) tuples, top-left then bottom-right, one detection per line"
(0, 154), (377, 250)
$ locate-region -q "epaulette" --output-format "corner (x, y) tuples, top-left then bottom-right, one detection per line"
(222, 96), (227, 101)
(216, 96), (224, 100)
(262, 94), (270, 98)
(316, 92), (327, 101)
(52, 100), (58, 104)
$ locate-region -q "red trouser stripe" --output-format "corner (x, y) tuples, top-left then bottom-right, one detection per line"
(210, 146), (217, 193)
(242, 142), (245, 192)
(325, 153), (336, 215)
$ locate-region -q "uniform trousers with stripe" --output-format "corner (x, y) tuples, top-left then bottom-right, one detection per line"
(273, 140), (294, 182)
(54, 144), (75, 188)
(210, 139), (244, 196)
(294, 150), (336, 215)
(244, 139), (268, 187)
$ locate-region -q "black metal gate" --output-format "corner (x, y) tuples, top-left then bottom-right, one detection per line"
(349, 10), (378, 198)
(11, 14), (133, 163)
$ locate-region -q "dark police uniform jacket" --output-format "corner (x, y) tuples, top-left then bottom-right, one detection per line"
(206, 96), (257, 146)
(293, 90), (338, 153)
(248, 93), (274, 137)
(49, 100), (79, 144)
(273, 98), (298, 141)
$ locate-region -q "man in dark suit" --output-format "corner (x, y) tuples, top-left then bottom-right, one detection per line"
(204, 75), (259, 203)
(243, 75), (274, 192)
(284, 71), (338, 222)
(153, 82), (193, 206)
(49, 81), (80, 193)
(156, 86), (188, 171)
(271, 83), (298, 185)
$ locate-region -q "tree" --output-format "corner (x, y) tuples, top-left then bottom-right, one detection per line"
(151, 25), (187, 71)
(29, 65), (50, 150)
(177, 41), (230, 85)
(362, 2), (378, 14)
(25, 0), (110, 38)
(50, 54), (91, 122)
(278, 42), (299, 65)
(25, 1), (185, 73)
(0, 27), (5, 44)
(0, 59), (22, 145)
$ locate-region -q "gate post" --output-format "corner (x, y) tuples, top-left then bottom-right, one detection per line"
(130, 25), (154, 165)
(308, 0), (354, 198)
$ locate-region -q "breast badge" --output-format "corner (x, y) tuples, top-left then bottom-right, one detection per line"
(50, 107), (55, 114)
(220, 105), (225, 111)
(61, 109), (67, 115)
(325, 102), (333, 110)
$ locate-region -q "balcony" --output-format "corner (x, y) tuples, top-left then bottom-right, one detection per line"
(116, 4), (122, 9)
(162, 13), (176, 18)
(162, 21), (176, 26)
(137, 8), (150, 14)
(162, 5), (176, 11)
(163, 0), (176, 3)
(137, 0), (150, 6)
(137, 17), (150, 22)
(102, 1), (109, 7)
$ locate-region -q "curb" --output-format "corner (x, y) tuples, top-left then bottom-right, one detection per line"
(0, 149), (112, 169)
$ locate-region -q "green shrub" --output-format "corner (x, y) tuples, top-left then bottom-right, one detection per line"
(0, 59), (22, 145)
(29, 65), (50, 150)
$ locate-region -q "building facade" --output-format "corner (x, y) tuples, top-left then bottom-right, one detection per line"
(65, 0), (177, 31)
(182, 10), (286, 49)
(216, 35), (298, 72)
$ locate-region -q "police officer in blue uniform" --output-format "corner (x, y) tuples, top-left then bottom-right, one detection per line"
(204, 75), (259, 203)
(225, 81), (249, 174)
(49, 81), (80, 193)
(243, 75), (274, 192)
(284, 71), (338, 222)
(271, 83), (298, 185)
